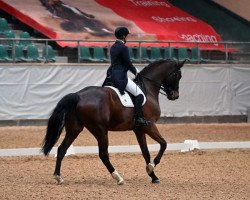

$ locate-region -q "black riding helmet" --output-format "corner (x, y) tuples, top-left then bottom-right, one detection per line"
(114, 27), (129, 39)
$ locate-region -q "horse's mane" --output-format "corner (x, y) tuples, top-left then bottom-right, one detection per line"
(139, 59), (174, 75)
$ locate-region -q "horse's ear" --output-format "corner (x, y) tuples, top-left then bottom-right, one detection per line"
(178, 59), (186, 68)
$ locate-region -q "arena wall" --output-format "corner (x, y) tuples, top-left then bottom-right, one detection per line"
(213, 0), (250, 21)
(0, 63), (250, 124)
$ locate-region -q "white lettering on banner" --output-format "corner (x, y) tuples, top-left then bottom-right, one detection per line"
(180, 34), (219, 46)
(128, 0), (170, 7)
(152, 16), (197, 23)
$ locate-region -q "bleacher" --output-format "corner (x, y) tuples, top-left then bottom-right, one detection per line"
(0, 16), (56, 63)
(0, 1), (250, 64)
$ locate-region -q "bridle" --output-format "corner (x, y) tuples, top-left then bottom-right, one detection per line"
(137, 68), (181, 97)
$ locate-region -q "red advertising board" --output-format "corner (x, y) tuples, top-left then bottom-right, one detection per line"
(96, 0), (223, 49)
(0, 0), (223, 49)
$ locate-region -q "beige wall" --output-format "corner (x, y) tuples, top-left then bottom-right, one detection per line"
(214, 0), (250, 21)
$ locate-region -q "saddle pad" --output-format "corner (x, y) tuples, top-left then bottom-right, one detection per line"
(105, 86), (134, 107)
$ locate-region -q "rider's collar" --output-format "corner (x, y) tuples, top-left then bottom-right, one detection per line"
(116, 39), (125, 44)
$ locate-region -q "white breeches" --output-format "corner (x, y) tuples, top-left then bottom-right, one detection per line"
(126, 78), (146, 101)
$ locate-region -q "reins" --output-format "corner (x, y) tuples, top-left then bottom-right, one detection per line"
(138, 74), (167, 96)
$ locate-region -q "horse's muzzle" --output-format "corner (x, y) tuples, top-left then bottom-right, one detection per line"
(167, 91), (179, 100)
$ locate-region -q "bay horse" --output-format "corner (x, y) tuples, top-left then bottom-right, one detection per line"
(41, 59), (185, 185)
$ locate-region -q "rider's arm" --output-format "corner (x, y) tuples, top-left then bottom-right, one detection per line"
(122, 46), (137, 75)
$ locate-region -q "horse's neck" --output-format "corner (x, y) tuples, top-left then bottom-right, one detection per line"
(143, 67), (166, 98)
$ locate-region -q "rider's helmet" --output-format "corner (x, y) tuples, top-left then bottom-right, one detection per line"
(114, 27), (130, 39)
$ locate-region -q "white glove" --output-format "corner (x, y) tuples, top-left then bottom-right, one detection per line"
(136, 67), (140, 73)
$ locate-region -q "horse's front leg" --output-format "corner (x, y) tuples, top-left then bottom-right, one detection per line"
(134, 129), (160, 183)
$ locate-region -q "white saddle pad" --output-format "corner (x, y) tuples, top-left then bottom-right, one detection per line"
(105, 86), (146, 107)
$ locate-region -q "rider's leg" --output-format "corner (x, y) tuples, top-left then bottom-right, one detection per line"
(125, 78), (145, 99)
(126, 78), (148, 126)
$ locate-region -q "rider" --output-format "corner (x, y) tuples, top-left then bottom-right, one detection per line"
(107, 26), (148, 127)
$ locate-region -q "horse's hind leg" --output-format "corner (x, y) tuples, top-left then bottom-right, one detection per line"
(54, 124), (83, 184)
(90, 127), (124, 185)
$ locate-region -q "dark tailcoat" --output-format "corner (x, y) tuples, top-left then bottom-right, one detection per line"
(107, 40), (136, 94)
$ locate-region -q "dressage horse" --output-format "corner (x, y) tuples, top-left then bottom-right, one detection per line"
(41, 59), (185, 185)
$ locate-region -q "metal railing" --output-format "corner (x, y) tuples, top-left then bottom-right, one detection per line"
(0, 38), (250, 64)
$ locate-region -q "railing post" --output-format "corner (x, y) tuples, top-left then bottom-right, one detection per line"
(45, 40), (48, 63)
(225, 43), (228, 63)
(139, 41), (142, 63)
(107, 41), (111, 60)
(12, 39), (16, 63)
(77, 41), (80, 63)
(168, 42), (171, 58)
(197, 43), (200, 64)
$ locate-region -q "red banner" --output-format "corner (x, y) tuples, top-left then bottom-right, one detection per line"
(0, 0), (223, 49)
(95, 0), (223, 49)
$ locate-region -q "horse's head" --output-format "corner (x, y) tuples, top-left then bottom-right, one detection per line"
(162, 60), (185, 100)
(139, 59), (186, 100)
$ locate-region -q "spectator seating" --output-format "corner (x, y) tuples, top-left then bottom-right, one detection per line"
(92, 46), (109, 62)
(164, 47), (177, 60)
(190, 47), (210, 62)
(3, 30), (16, 47)
(177, 47), (190, 61)
(150, 47), (163, 61)
(79, 46), (94, 62)
(128, 47), (140, 63)
(42, 45), (56, 62)
(18, 31), (33, 47)
(0, 44), (12, 62)
(0, 18), (9, 33)
(141, 47), (150, 62)
(24, 44), (43, 62)
(13, 45), (26, 62)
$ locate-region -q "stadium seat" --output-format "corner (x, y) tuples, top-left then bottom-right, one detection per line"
(42, 45), (56, 62)
(191, 47), (209, 62)
(24, 44), (43, 62)
(128, 47), (140, 63)
(0, 18), (9, 33)
(190, 47), (199, 62)
(0, 44), (12, 62)
(3, 30), (16, 47)
(177, 47), (190, 61)
(19, 31), (32, 47)
(164, 47), (177, 60)
(12, 45), (26, 62)
(92, 47), (109, 62)
(79, 46), (94, 62)
(140, 47), (150, 62)
(149, 47), (163, 61)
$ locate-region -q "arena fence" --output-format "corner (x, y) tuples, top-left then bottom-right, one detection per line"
(0, 38), (250, 63)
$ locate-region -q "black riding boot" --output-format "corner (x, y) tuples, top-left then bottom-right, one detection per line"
(134, 94), (148, 127)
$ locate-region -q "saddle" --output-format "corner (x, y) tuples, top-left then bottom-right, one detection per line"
(102, 75), (146, 108)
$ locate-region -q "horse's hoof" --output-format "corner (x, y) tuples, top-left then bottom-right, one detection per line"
(54, 175), (64, 185)
(146, 163), (155, 175)
(152, 179), (160, 184)
(117, 179), (125, 185)
(112, 170), (125, 185)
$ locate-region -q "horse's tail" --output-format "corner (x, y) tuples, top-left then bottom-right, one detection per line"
(41, 93), (80, 156)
